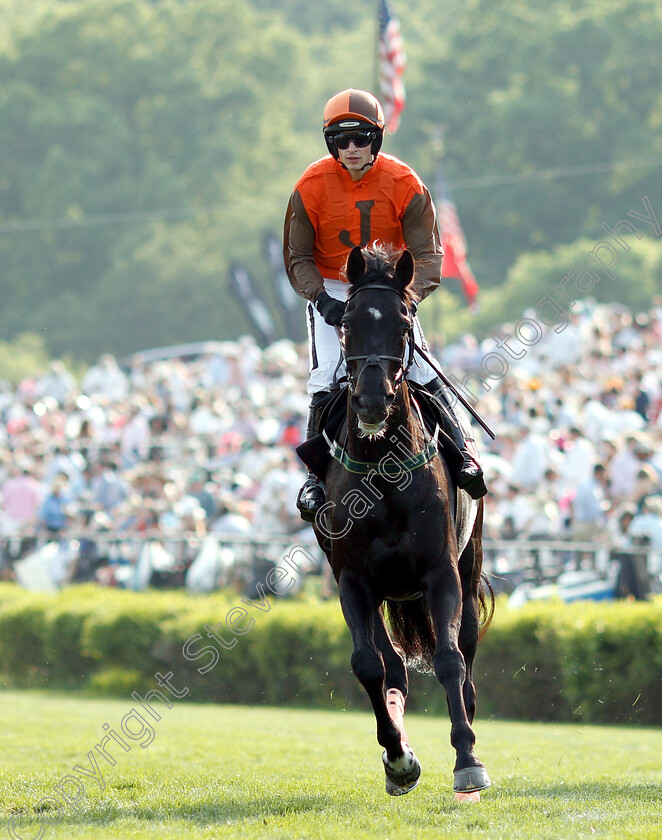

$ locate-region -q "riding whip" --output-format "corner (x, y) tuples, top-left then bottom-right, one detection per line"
(412, 343), (496, 440)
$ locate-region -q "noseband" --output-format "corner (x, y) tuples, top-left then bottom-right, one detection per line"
(343, 284), (414, 393)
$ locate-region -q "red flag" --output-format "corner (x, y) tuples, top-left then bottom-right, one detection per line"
(377, 0), (406, 133)
(439, 191), (480, 310)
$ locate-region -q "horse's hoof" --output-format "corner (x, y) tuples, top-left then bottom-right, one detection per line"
(453, 765), (491, 793)
(383, 747), (421, 796)
(386, 775), (420, 796)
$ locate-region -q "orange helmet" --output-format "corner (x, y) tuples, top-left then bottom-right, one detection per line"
(323, 89), (385, 159)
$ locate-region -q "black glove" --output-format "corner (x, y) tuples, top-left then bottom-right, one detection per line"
(315, 291), (346, 326)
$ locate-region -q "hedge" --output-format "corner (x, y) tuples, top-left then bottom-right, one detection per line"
(0, 583), (660, 724)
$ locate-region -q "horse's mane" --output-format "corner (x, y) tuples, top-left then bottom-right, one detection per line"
(342, 242), (417, 309)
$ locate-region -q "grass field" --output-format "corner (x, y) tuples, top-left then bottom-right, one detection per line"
(1, 690), (660, 840)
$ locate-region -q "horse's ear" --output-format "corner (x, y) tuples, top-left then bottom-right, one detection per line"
(346, 246), (366, 285)
(394, 249), (414, 290)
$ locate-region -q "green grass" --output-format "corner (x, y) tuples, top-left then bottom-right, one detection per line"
(1, 690), (660, 840)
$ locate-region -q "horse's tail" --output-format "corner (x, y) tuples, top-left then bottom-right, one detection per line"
(385, 501), (494, 669)
(478, 572), (495, 640)
(473, 500), (495, 640)
(384, 577), (494, 673)
(383, 598), (436, 674)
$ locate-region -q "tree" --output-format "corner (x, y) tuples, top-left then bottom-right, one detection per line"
(403, 0), (662, 287)
(433, 232), (662, 344)
(0, 0), (316, 357)
(1, 0), (661, 360)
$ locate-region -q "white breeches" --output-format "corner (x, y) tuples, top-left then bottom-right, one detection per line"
(306, 279), (440, 395)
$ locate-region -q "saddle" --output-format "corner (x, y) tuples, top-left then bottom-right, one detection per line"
(295, 383), (464, 481)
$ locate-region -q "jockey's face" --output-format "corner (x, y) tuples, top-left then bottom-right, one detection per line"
(338, 141), (374, 180)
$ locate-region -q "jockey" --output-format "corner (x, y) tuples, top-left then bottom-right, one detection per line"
(283, 88), (487, 520)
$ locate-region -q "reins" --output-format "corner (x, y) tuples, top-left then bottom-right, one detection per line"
(326, 281), (434, 475)
(331, 281), (495, 440)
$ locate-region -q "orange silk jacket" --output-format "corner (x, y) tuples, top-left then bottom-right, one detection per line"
(283, 153), (443, 303)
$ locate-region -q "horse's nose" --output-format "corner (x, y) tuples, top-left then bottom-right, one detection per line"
(350, 392), (394, 417)
(350, 393), (367, 415)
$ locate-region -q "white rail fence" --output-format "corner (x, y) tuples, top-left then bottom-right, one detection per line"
(1, 531), (660, 599)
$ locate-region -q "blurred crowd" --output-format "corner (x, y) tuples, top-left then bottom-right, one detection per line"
(0, 339), (312, 587)
(0, 296), (661, 589)
(441, 299), (662, 559)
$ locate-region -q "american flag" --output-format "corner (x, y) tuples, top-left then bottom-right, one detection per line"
(377, 0), (406, 133)
(439, 188), (480, 310)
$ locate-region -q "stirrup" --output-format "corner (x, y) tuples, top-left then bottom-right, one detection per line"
(456, 460), (487, 499)
(296, 476), (325, 522)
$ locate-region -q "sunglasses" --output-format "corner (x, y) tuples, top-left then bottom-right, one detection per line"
(330, 130), (376, 150)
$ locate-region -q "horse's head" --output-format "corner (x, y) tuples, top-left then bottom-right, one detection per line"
(342, 243), (416, 436)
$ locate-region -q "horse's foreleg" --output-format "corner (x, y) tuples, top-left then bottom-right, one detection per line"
(338, 572), (420, 795)
(425, 563), (490, 794)
(338, 572), (400, 754)
(373, 612), (411, 743)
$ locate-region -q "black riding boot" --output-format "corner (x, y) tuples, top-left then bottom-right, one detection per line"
(425, 377), (488, 499)
(296, 391), (329, 522)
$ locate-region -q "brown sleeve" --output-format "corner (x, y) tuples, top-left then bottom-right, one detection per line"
(283, 190), (325, 303)
(401, 187), (443, 302)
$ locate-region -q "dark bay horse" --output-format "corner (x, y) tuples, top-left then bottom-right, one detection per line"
(313, 243), (493, 798)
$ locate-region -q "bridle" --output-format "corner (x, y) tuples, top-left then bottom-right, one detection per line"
(342, 284), (415, 394)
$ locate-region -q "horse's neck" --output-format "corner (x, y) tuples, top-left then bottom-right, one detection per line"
(347, 384), (422, 460)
